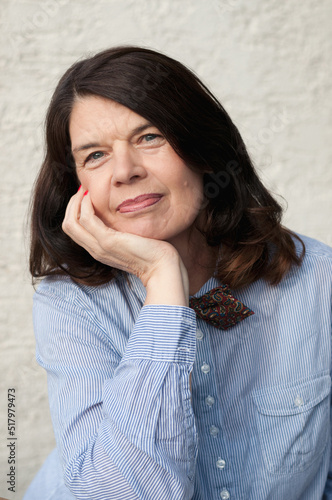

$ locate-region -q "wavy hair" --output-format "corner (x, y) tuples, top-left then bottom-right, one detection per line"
(30, 45), (304, 288)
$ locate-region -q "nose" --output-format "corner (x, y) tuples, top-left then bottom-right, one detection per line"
(111, 144), (147, 186)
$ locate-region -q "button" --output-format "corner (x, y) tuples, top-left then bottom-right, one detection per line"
(210, 425), (219, 437)
(216, 457), (226, 470)
(201, 362), (210, 374)
(196, 329), (204, 340)
(294, 395), (303, 407)
(205, 395), (215, 407)
(220, 489), (230, 499)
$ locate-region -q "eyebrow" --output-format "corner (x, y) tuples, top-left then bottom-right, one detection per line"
(71, 122), (155, 154)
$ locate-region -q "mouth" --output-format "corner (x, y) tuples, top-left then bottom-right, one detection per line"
(117, 193), (163, 213)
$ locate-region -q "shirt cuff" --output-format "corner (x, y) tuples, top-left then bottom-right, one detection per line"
(122, 305), (197, 365)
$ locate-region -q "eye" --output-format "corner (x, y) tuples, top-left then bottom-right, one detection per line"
(143, 134), (159, 142)
(139, 133), (165, 146)
(84, 151), (105, 164)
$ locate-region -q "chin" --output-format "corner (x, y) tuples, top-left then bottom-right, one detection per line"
(125, 227), (167, 240)
(112, 218), (168, 239)
(106, 217), (187, 241)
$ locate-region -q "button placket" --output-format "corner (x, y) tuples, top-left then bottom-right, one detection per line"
(194, 321), (232, 499)
(194, 321), (230, 494)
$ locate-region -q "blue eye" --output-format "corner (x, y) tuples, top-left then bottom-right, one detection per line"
(143, 134), (158, 141)
(85, 151), (105, 163)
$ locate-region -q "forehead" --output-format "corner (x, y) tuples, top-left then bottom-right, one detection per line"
(69, 95), (148, 141)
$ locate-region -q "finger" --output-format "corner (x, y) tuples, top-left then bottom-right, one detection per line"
(78, 190), (95, 222)
(63, 186), (86, 226)
(62, 189), (99, 249)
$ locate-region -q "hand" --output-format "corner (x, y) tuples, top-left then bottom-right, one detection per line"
(62, 189), (189, 305)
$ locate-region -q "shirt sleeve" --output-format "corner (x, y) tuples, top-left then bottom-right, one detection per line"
(323, 316), (332, 499)
(34, 282), (198, 500)
(324, 444), (332, 499)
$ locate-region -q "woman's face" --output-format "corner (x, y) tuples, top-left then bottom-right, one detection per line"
(69, 96), (205, 244)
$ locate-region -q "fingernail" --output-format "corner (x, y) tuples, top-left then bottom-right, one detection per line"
(83, 190), (88, 196)
(78, 185), (82, 192)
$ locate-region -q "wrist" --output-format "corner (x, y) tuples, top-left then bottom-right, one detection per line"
(144, 253), (189, 306)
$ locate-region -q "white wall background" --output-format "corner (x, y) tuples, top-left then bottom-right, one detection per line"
(0, 0), (331, 497)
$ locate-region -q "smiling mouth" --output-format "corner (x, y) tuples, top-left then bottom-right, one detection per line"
(117, 193), (163, 213)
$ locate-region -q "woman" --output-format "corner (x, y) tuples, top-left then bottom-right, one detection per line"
(25, 46), (332, 499)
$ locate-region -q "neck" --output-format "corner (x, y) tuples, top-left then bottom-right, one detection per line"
(167, 229), (218, 296)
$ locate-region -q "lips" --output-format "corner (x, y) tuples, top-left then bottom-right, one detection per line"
(117, 193), (163, 213)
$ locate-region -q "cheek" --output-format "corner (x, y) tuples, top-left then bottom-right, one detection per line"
(87, 185), (111, 219)
(92, 196), (110, 220)
(78, 171), (107, 200)
(76, 171), (91, 194)
(169, 182), (204, 228)
(180, 176), (204, 211)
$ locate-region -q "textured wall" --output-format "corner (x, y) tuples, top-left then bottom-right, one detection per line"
(0, 0), (331, 497)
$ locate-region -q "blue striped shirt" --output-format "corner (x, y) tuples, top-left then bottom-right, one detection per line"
(24, 235), (332, 499)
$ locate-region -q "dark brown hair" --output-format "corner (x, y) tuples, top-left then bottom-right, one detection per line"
(30, 45), (304, 288)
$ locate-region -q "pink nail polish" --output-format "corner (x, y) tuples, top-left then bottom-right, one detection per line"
(78, 185), (82, 192)
(83, 190), (88, 196)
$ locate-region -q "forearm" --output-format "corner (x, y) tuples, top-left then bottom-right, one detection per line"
(36, 285), (197, 499)
(64, 359), (195, 499)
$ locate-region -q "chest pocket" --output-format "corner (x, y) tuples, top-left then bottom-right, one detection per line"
(252, 375), (331, 474)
